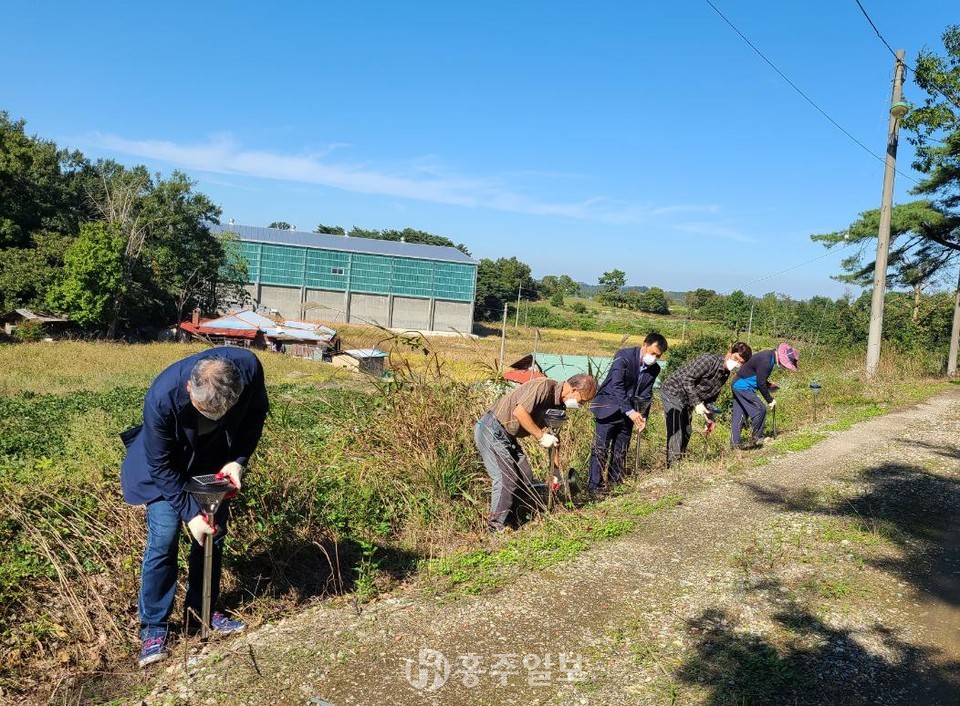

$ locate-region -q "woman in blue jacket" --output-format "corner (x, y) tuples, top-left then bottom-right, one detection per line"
(731, 342), (798, 448)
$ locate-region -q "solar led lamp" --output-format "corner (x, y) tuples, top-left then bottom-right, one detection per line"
(809, 382), (823, 422)
(183, 474), (234, 639)
(544, 408), (568, 432)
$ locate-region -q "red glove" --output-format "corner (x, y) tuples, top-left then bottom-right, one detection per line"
(214, 470), (239, 500)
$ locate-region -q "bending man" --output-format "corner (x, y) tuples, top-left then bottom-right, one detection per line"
(659, 342), (752, 467)
(476, 374), (597, 533)
(120, 347), (269, 667)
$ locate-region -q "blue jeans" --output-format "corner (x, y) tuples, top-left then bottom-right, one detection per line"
(138, 498), (231, 638)
(731, 388), (766, 447)
(474, 413), (536, 531)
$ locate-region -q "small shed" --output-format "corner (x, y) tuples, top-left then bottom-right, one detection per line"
(0, 309), (70, 338)
(332, 348), (390, 376)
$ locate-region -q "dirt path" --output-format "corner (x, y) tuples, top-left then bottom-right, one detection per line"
(135, 388), (960, 706)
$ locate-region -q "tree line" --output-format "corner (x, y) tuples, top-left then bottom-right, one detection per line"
(0, 113), (246, 337)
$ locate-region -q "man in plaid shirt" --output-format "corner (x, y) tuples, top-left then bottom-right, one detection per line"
(659, 342), (752, 467)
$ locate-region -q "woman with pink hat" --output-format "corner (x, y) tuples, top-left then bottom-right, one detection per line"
(730, 342), (799, 449)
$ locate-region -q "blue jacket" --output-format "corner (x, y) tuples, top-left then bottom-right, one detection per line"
(732, 349), (776, 402)
(590, 346), (661, 421)
(120, 347), (269, 522)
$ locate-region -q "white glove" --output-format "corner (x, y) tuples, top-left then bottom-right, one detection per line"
(187, 514), (215, 545)
(539, 433), (558, 448)
(627, 410), (646, 431)
(768, 399), (777, 409)
(694, 403), (709, 417)
(218, 461), (244, 492)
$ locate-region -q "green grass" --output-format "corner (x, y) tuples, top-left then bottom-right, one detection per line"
(427, 496), (681, 595)
(781, 431), (827, 452)
(0, 333), (951, 700)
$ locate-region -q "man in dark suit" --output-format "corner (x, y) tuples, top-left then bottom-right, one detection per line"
(120, 347), (269, 667)
(588, 332), (668, 493)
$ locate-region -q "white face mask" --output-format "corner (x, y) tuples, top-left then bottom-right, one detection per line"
(197, 407), (225, 421)
(642, 353), (658, 366)
(725, 358), (740, 372)
(564, 398), (580, 409)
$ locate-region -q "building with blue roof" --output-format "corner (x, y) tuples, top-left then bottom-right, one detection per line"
(212, 223), (478, 333)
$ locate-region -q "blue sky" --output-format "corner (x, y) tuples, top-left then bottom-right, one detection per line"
(3, 1), (956, 298)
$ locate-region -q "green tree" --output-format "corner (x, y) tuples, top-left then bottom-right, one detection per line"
(904, 25), (960, 221)
(268, 221), (293, 230)
(812, 201), (956, 320)
(638, 287), (670, 315)
(474, 256), (537, 321)
(46, 222), (124, 327)
(557, 274), (581, 297)
(0, 230), (71, 311)
(347, 226), (471, 256)
(685, 288), (717, 313)
(598, 269), (626, 293)
(315, 223), (345, 235)
(0, 112), (93, 248)
(723, 290), (751, 335)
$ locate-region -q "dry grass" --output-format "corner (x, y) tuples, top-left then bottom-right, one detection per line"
(0, 341), (346, 396)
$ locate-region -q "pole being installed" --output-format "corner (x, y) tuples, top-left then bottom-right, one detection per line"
(948, 267), (960, 377)
(866, 49), (906, 378)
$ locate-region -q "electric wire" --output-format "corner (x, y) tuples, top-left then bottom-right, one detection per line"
(741, 240), (857, 290)
(853, 0), (960, 113)
(701, 0), (921, 187)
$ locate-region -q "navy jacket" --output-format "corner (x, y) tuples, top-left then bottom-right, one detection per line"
(120, 347), (269, 522)
(732, 349), (776, 402)
(590, 346), (661, 421)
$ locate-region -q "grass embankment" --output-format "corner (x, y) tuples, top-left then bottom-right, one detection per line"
(0, 331), (948, 702)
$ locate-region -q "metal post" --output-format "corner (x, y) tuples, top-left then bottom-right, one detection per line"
(746, 302), (755, 344)
(948, 267), (960, 377)
(866, 50), (906, 378)
(515, 284), (522, 328)
(201, 516), (213, 640)
(499, 303), (508, 372)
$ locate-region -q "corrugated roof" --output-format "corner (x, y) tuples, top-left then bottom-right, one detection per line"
(509, 353), (614, 382)
(211, 223), (476, 265)
(345, 348), (390, 359)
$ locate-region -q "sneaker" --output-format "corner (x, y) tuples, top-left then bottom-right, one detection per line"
(138, 629), (169, 667)
(211, 611), (245, 635)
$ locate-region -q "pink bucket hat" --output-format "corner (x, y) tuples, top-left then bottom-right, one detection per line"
(776, 343), (799, 371)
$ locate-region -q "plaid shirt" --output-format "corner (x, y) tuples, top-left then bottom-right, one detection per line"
(660, 353), (729, 407)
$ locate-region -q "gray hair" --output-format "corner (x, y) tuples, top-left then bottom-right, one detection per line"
(566, 373), (597, 398)
(189, 357), (243, 414)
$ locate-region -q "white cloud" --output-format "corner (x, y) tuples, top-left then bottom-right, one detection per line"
(85, 132), (738, 232)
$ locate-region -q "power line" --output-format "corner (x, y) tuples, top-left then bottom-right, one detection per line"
(701, 0), (920, 186)
(742, 241), (857, 289)
(853, 0), (960, 113)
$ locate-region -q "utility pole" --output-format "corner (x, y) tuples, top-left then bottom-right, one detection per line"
(948, 267), (960, 377)
(866, 50), (907, 378)
(499, 302), (508, 372)
(515, 283), (522, 328)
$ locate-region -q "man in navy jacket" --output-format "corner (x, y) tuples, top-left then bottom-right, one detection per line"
(121, 346), (268, 667)
(588, 332), (667, 492)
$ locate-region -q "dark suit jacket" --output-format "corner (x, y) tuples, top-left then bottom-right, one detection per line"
(120, 347), (269, 522)
(590, 346), (661, 421)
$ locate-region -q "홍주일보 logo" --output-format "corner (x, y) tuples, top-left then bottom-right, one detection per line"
(404, 648), (451, 692)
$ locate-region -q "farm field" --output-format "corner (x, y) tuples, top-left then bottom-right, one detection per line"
(0, 322), (953, 704)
